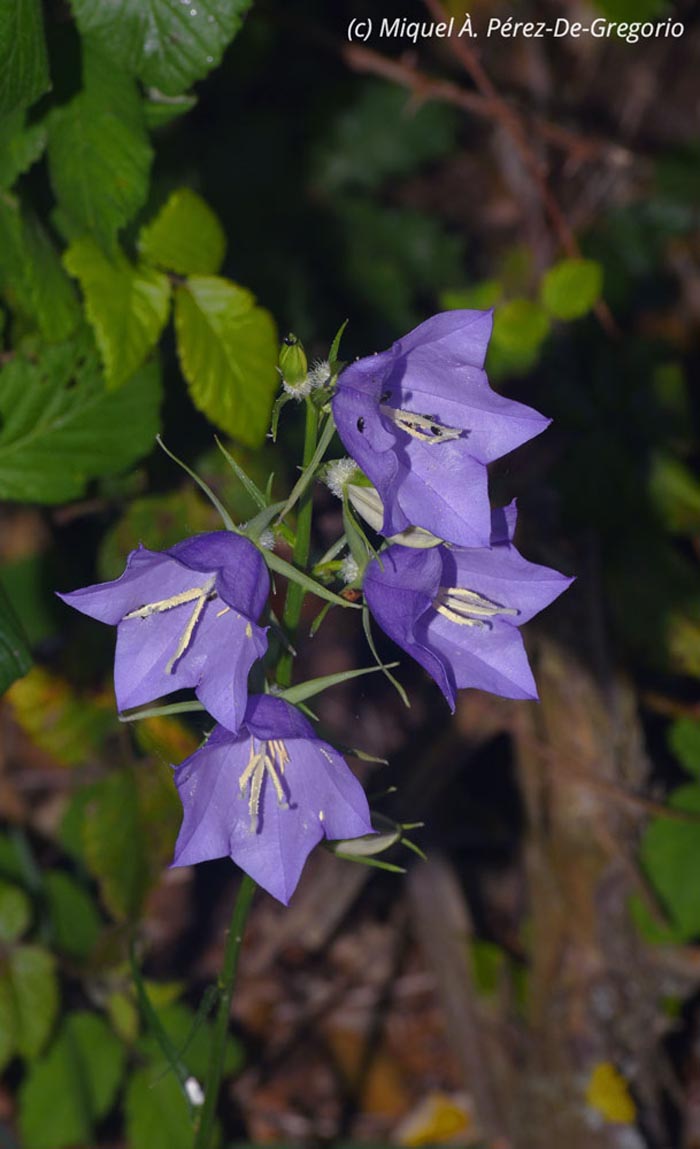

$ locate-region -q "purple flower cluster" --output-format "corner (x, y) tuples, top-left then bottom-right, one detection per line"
(332, 311), (572, 707)
(60, 308), (571, 903)
(60, 533), (372, 904)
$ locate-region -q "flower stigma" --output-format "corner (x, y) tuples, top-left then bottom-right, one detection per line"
(434, 586), (519, 629)
(123, 576), (217, 673)
(239, 737), (290, 832)
(379, 405), (463, 444)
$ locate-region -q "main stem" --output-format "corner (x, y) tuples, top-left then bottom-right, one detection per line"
(194, 873), (256, 1149)
(194, 400), (321, 1147)
(277, 398), (319, 689)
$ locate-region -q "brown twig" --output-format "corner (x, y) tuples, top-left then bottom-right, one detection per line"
(419, 0), (618, 334)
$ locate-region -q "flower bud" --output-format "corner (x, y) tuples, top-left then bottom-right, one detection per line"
(278, 334), (308, 389)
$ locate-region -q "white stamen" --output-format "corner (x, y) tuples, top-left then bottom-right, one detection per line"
(240, 737), (290, 832)
(434, 586), (519, 629)
(163, 577), (217, 674)
(124, 586), (206, 619)
(380, 404), (462, 443)
(216, 606), (231, 618)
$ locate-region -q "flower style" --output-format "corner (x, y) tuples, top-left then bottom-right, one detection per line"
(363, 507), (573, 708)
(58, 532), (269, 732)
(332, 311), (550, 548)
(172, 695), (373, 904)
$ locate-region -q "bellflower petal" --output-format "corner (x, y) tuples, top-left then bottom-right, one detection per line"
(172, 696), (373, 904)
(58, 532), (269, 731)
(332, 311), (549, 547)
(364, 515), (573, 709)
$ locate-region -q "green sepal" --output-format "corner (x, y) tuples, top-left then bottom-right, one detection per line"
(275, 413), (337, 526)
(275, 661), (399, 706)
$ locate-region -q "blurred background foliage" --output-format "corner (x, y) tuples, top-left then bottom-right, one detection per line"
(2, 0), (700, 1145)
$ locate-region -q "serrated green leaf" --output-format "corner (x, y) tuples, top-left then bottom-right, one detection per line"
(44, 872), (101, 959)
(640, 785), (700, 942)
(82, 764), (180, 921)
(174, 276), (278, 447)
(0, 0), (49, 115)
(0, 195), (79, 342)
(64, 238), (171, 389)
(0, 335), (162, 503)
(540, 258), (603, 320)
(19, 1012), (125, 1149)
(47, 47), (151, 248)
(0, 879), (31, 942)
(139, 188), (226, 276)
(669, 720), (700, 779)
(0, 581), (32, 694)
(2, 945), (58, 1060)
(0, 110), (46, 189)
(69, 0), (252, 96)
(125, 1068), (195, 1149)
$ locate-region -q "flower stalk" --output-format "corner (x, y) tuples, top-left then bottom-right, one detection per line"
(193, 873), (257, 1149)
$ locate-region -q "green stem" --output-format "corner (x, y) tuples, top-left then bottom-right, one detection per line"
(193, 873), (256, 1149)
(277, 399), (319, 688)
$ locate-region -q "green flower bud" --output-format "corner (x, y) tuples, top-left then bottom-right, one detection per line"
(278, 334), (308, 389)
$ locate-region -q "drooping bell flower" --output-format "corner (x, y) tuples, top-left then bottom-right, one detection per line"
(331, 311), (549, 548)
(58, 532), (269, 732)
(363, 507), (572, 708)
(172, 695), (373, 904)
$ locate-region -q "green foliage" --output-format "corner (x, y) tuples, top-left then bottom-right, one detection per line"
(488, 298), (551, 378)
(139, 188), (226, 276)
(540, 258), (603, 320)
(0, 195), (80, 342)
(669, 720), (700, 779)
(0, 0), (49, 115)
(0, 335), (162, 503)
(0, 878), (32, 942)
(44, 872), (102, 960)
(593, 0), (670, 20)
(69, 0), (252, 96)
(0, 110), (47, 189)
(138, 1001), (243, 1079)
(19, 1012), (125, 1149)
(648, 453), (700, 535)
(0, 581), (32, 694)
(47, 47), (152, 249)
(174, 275), (278, 446)
(314, 80), (457, 193)
(126, 1069), (196, 1149)
(0, 945), (58, 1069)
(77, 763), (181, 921)
(441, 280), (503, 312)
(64, 239), (171, 389)
(640, 785), (700, 942)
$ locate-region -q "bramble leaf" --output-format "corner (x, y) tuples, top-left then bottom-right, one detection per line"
(0, 335), (162, 503)
(139, 188), (226, 276)
(0, 0), (49, 115)
(0, 945), (58, 1061)
(47, 47), (151, 248)
(64, 238), (171, 389)
(69, 0), (252, 96)
(0, 195), (80, 342)
(19, 1012), (125, 1149)
(640, 784), (700, 942)
(44, 873), (102, 960)
(0, 110), (47, 189)
(0, 879), (31, 943)
(174, 275), (278, 447)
